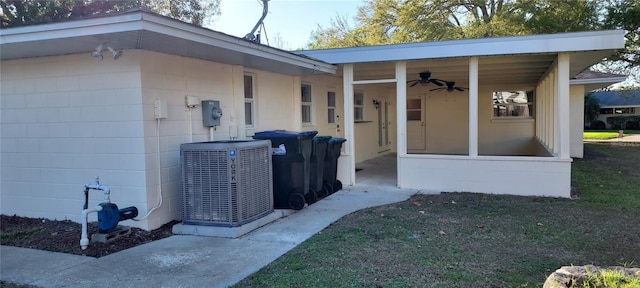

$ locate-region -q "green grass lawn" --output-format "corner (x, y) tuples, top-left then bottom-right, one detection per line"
(584, 130), (640, 140)
(235, 142), (640, 288)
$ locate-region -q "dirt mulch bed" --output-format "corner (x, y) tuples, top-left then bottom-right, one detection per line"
(0, 214), (177, 258)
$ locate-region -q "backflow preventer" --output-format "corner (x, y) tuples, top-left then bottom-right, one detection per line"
(80, 177), (138, 250)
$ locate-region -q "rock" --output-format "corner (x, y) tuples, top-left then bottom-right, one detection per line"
(544, 265), (640, 288)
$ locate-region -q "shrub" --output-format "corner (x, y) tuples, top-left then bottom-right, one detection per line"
(606, 116), (640, 130)
(590, 120), (606, 130)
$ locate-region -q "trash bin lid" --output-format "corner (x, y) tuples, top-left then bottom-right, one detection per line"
(253, 130), (318, 139)
(312, 136), (332, 142)
(329, 137), (347, 143)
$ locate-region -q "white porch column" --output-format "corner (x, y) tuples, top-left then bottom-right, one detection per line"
(343, 64), (356, 186)
(468, 57), (479, 157)
(557, 53), (570, 159)
(395, 61), (407, 187)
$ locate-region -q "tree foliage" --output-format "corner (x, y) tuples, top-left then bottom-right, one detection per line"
(1, 0), (221, 28)
(308, 0), (639, 85)
(584, 92), (601, 124)
(309, 0), (608, 48)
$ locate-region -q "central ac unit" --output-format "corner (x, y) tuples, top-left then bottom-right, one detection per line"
(180, 140), (273, 227)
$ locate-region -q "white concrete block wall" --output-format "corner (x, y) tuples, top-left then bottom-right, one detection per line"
(1, 52), (146, 225)
(139, 51), (241, 229)
(300, 75), (344, 138)
(399, 155), (572, 198)
(245, 68), (299, 136)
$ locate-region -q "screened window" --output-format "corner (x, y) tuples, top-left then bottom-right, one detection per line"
(354, 91), (364, 121)
(492, 91), (534, 118)
(407, 99), (421, 121)
(301, 84), (312, 124)
(244, 74), (255, 127)
(327, 91), (336, 124)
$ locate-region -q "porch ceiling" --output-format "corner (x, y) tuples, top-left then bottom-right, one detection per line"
(344, 54), (557, 88)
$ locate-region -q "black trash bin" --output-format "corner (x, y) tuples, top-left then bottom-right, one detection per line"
(324, 137), (346, 193)
(309, 136), (331, 200)
(253, 130), (317, 210)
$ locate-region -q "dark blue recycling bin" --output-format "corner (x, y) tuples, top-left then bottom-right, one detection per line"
(310, 136), (331, 199)
(324, 137), (346, 193)
(253, 130), (317, 210)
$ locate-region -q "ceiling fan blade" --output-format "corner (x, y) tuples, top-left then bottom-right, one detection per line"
(429, 87), (443, 91)
(430, 79), (445, 86)
(455, 87), (465, 91)
(410, 81), (419, 87)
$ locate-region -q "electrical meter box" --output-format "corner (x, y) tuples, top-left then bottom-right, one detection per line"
(202, 100), (222, 127)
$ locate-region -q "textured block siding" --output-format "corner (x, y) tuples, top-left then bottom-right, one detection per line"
(399, 156), (571, 198)
(1, 52), (148, 226)
(139, 51), (257, 228)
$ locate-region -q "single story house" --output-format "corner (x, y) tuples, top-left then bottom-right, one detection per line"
(592, 90), (640, 128)
(0, 9), (626, 230)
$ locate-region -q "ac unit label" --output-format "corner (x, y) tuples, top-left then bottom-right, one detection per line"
(230, 150), (237, 183)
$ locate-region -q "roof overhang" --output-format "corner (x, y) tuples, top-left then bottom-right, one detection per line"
(296, 30), (625, 79)
(0, 10), (336, 76)
(570, 76), (628, 91)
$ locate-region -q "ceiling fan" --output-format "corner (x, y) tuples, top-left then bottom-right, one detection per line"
(407, 71), (444, 87)
(430, 81), (468, 92)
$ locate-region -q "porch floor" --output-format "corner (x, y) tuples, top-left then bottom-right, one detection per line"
(355, 153), (397, 187)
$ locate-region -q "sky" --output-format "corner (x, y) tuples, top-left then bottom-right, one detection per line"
(211, 0), (364, 50)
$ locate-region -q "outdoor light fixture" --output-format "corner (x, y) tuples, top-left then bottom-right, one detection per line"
(107, 46), (122, 60)
(91, 44), (104, 61)
(91, 43), (123, 61)
(373, 99), (380, 109)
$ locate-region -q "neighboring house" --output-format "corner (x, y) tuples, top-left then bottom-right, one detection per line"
(592, 90), (640, 128)
(0, 9), (625, 230)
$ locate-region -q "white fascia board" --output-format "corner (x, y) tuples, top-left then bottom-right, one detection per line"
(296, 30), (626, 64)
(570, 77), (628, 86)
(139, 13), (336, 74)
(0, 13), (143, 43)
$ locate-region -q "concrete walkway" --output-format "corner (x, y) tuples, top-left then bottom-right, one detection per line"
(1, 185), (418, 288)
(584, 134), (640, 143)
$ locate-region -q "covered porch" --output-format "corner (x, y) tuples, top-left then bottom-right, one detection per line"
(298, 30), (625, 198)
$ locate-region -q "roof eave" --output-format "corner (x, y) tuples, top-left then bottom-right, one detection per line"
(0, 10), (336, 75)
(295, 30), (626, 64)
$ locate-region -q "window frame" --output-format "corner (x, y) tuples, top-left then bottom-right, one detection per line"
(301, 83), (313, 125)
(491, 90), (535, 119)
(354, 91), (364, 122)
(244, 74), (255, 128)
(327, 91), (336, 124)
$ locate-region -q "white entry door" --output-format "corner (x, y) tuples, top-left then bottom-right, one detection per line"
(407, 97), (425, 151)
(378, 100), (391, 153)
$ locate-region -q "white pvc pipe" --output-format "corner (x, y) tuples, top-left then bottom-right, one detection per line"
(84, 183), (110, 203)
(80, 205), (103, 250)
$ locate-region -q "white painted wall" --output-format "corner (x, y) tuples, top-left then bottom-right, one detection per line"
(352, 85), (396, 163)
(1, 52), (146, 225)
(245, 68), (299, 136)
(1, 49), (312, 230)
(570, 85), (585, 158)
(399, 155), (572, 198)
(300, 74), (344, 138)
(407, 84), (540, 156)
